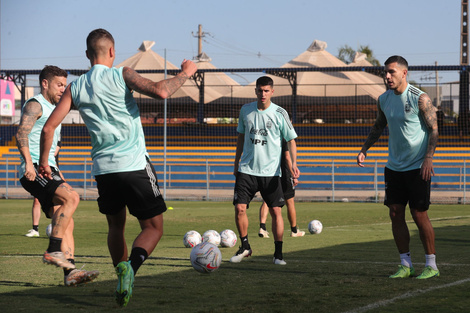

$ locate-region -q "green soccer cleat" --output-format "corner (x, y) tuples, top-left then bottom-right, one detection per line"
(389, 265), (415, 278)
(115, 261), (134, 307)
(416, 266), (440, 279)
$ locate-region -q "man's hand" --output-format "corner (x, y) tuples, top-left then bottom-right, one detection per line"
(357, 151), (367, 167)
(24, 163), (36, 181)
(181, 59), (197, 77)
(38, 164), (52, 180)
(420, 158), (435, 181)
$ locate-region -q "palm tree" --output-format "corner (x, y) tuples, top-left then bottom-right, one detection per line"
(337, 44), (380, 66)
(337, 45), (356, 64)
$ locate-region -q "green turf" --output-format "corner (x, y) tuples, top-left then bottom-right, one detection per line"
(0, 199), (469, 313)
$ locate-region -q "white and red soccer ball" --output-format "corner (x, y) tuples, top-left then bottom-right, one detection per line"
(183, 230), (202, 248)
(219, 229), (237, 248)
(190, 242), (222, 273)
(202, 229), (221, 246)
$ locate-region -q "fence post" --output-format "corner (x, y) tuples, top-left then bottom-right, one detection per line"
(374, 160), (378, 203)
(464, 160), (467, 205)
(83, 157), (87, 200)
(206, 159), (210, 201)
(331, 160), (335, 202)
(6, 156), (9, 199)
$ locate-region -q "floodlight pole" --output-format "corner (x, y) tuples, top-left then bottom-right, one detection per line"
(460, 0), (469, 115)
(163, 49), (167, 199)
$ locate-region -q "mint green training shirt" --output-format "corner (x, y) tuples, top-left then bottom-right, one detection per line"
(379, 84), (428, 172)
(70, 65), (148, 176)
(19, 94), (61, 177)
(237, 101), (297, 177)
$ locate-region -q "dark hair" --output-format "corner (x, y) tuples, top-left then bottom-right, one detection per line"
(256, 76), (274, 88)
(39, 65), (68, 85)
(384, 55), (408, 69)
(86, 28), (115, 59)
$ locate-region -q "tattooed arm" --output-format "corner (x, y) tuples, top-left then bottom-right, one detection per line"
(357, 100), (387, 167)
(123, 59), (198, 99)
(418, 93), (438, 181)
(15, 100), (42, 181)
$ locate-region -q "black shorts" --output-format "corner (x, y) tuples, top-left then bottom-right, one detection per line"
(281, 175), (295, 200)
(20, 166), (64, 218)
(233, 172), (285, 208)
(384, 167), (431, 211)
(95, 159), (167, 220)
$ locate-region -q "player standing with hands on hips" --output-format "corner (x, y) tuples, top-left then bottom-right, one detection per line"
(231, 76), (300, 265)
(39, 28), (197, 307)
(357, 55), (440, 279)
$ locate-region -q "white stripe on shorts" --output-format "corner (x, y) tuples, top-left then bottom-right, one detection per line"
(146, 162), (161, 197)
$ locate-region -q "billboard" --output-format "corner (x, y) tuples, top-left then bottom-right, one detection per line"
(1, 79), (15, 116)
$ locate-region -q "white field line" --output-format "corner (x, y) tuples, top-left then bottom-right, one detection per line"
(342, 277), (470, 313)
(325, 215), (470, 229)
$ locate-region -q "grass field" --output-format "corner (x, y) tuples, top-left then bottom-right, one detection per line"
(0, 199), (469, 313)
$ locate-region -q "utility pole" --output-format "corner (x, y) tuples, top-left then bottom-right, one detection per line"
(435, 61), (440, 107)
(192, 24), (208, 57)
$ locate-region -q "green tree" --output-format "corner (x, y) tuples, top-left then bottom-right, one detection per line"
(337, 44), (380, 66)
(337, 45), (356, 64)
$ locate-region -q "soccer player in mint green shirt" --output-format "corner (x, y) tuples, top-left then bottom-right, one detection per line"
(39, 28), (197, 307)
(230, 76), (299, 266)
(357, 55), (439, 280)
(16, 65), (99, 285)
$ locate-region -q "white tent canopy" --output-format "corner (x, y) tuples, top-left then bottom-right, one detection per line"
(225, 40), (385, 100)
(117, 42), (239, 104)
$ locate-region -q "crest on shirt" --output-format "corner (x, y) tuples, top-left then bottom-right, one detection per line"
(266, 120), (272, 129)
(404, 100), (411, 113)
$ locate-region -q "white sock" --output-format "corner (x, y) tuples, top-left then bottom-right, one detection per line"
(425, 254), (438, 270)
(400, 252), (412, 268)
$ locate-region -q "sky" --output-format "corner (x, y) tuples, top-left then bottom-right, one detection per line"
(0, 0), (463, 84)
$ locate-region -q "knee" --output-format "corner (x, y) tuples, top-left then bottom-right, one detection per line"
(62, 190), (80, 212)
(234, 205), (246, 216)
(388, 204), (405, 216)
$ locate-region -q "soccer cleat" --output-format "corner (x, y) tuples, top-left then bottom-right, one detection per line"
(273, 257), (287, 265)
(25, 229), (40, 237)
(416, 266), (440, 279)
(43, 251), (76, 270)
(389, 265), (415, 278)
(65, 267), (100, 286)
(290, 229), (306, 237)
(258, 228), (270, 238)
(115, 261), (134, 307)
(229, 246), (252, 263)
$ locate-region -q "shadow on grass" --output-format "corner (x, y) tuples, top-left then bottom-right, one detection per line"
(0, 224), (469, 313)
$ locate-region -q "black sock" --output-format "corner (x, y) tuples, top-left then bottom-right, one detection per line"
(274, 241), (283, 259)
(240, 236), (250, 250)
(260, 223), (266, 231)
(291, 225), (298, 233)
(32, 225), (39, 232)
(129, 247), (148, 275)
(47, 237), (62, 252)
(64, 259), (75, 276)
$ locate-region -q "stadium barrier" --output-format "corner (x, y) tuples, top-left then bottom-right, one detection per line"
(1, 146), (470, 204)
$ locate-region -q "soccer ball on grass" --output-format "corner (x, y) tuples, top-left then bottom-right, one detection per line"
(183, 230), (202, 248)
(219, 229), (237, 248)
(190, 242), (222, 273)
(46, 224), (52, 238)
(202, 229), (221, 246)
(308, 220), (323, 234)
